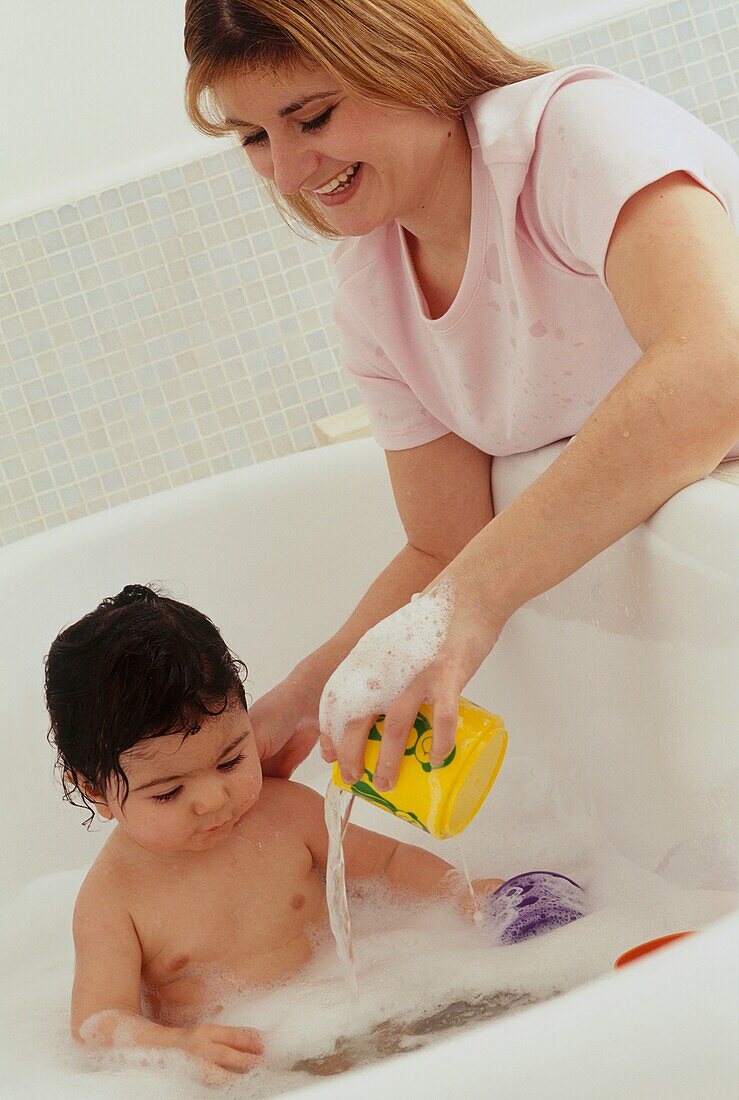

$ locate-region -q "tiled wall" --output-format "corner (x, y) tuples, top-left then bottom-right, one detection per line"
(1, 0), (737, 545)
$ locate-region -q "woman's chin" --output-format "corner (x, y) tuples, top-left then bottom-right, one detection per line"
(326, 209), (391, 237)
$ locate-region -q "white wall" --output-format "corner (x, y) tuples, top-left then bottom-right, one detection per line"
(0, 0), (210, 223)
(477, 0), (653, 43)
(0, 0), (648, 223)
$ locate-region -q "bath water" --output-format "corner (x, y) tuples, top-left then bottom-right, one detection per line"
(1, 750), (736, 1099)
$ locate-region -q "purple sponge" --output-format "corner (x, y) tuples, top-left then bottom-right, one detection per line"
(486, 871), (588, 945)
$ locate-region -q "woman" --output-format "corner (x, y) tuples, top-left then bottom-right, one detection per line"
(184, 0), (739, 790)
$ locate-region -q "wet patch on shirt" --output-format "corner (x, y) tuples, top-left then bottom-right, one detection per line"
(484, 246), (502, 284)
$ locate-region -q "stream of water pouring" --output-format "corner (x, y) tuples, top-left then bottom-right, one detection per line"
(323, 782), (358, 997)
(456, 837), (485, 925)
(323, 774), (488, 993)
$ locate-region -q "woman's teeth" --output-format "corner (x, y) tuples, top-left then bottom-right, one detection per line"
(314, 162), (361, 195)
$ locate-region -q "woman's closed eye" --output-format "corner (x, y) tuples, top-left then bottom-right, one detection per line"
(240, 105), (336, 148)
(151, 753), (245, 803)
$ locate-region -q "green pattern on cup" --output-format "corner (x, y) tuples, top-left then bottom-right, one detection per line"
(349, 779), (429, 833)
(370, 712), (455, 771)
(349, 710), (459, 831)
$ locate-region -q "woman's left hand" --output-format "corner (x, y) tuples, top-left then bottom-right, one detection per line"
(320, 563), (507, 790)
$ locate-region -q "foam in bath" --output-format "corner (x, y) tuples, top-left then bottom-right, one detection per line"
(79, 1008), (133, 1046)
(1, 751), (736, 1097)
(319, 580), (454, 746)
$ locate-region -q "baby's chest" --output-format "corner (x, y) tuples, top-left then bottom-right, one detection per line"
(137, 833), (326, 978)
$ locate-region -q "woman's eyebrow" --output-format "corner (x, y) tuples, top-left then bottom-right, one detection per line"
(225, 91), (338, 127)
(133, 733), (249, 791)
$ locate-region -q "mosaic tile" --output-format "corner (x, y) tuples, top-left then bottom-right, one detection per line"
(0, 0), (736, 544)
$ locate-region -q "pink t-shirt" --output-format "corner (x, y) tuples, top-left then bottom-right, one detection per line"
(330, 64), (738, 455)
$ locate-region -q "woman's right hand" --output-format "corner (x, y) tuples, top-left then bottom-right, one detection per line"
(248, 660), (331, 778)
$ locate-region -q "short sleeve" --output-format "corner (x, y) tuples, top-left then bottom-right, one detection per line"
(524, 75), (736, 286)
(331, 284), (449, 450)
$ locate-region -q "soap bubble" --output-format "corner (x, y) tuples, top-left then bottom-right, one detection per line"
(1, 751), (735, 1097)
(319, 581), (455, 745)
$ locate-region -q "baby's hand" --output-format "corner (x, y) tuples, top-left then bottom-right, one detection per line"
(454, 876), (505, 924)
(179, 1023), (264, 1081)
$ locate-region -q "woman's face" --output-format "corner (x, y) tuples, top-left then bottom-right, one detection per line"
(216, 60), (459, 236)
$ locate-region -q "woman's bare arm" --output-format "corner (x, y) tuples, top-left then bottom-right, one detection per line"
(331, 173), (739, 785)
(449, 173), (739, 621)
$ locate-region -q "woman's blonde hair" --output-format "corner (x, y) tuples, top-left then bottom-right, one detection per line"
(184, 0), (552, 238)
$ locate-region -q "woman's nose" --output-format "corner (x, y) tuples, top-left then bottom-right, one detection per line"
(270, 141), (320, 196)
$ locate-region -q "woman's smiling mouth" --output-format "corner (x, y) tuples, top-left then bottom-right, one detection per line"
(309, 162), (363, 205)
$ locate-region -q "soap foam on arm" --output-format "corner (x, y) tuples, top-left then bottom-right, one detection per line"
(319, 581), (454, 748)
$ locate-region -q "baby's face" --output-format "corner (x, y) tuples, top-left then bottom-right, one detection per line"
(98, 698), (262, 854)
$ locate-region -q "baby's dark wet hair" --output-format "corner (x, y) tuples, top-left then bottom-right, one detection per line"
(44, 584), (248, 825)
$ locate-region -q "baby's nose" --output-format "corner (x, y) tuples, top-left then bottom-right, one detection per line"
(192, 777), (229, 815)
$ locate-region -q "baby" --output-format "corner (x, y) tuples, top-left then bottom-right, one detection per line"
(45, 584), (503, 1077)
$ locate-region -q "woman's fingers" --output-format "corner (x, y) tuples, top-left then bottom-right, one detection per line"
(335, 716), (377, 785)
(332, 679), (462, 790)
(319, 731), (337, 763)
(428, 691), (462, 766)
(374, 694), (423, 790)
(260, 724), (319, 778)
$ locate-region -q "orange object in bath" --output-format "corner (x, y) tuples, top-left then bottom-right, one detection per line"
(614, 931), (697, 969)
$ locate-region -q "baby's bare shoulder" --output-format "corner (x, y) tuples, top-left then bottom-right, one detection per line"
(74, 830), (135, 918)
(254, 777), (325, 832)
(259, 776), (324, 811)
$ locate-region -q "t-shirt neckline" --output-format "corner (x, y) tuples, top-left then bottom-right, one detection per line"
(396, 110), (486, 333)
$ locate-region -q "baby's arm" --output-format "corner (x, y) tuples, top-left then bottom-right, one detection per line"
(343, 822), (503, 907)
(278, 780), (502, 904)
(71, 872), (263, 1075)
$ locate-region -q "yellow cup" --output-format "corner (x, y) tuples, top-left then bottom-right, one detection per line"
(331, 698), (507, 839)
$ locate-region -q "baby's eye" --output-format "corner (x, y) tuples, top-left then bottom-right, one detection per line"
(153, 786), (181, 803)
(218, 753), (244, 771)
(151, 754), (243, 801)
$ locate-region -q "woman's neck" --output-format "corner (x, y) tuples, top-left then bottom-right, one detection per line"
(397, 116), (472, 261)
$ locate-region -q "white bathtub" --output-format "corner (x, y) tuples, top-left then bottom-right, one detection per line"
(1, 437), (737, 1098)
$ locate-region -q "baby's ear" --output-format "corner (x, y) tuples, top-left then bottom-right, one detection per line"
(73, 773), (114, 821)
